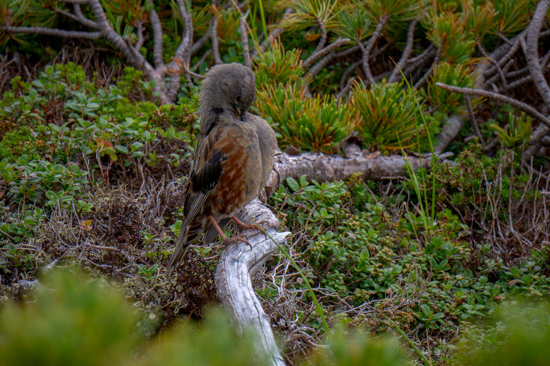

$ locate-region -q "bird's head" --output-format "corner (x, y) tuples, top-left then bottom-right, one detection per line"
(199, 63), (256, 121)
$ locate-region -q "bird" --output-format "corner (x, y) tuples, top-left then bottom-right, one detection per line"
(202, 111), (277, 245)
(166, 63), (277, 275)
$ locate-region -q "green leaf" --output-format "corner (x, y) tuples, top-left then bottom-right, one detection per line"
(286, 177), (301, 192)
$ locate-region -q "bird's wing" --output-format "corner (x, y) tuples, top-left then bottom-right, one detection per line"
(166, 132), (226, 275)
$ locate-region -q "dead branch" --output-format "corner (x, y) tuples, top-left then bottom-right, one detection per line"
(478, 41), (507, 88)
(212, 15), (223, 64)
(73, 3), (98, 29)
(175, 0), (194, 64)
(360, 15), (388, 85)
(146, 0), (165, 70)
(313, 18), (328, 56)
(339, 60), (361, 91)
(436, 83), (550, 129)
(388, 18), (419, 83)
(436, 82), (550, 161)
(240, 12), (252, 69)
(465, 95), (484, 146)
(191, 28), (212, 56)
(262, 148), (449, 199)
(0, 25), (101, 39)
(302, 38), (349, 70)
(413, 46), (441, 90)
(215, 199), (289, 366)
(434, 115), (467, 154)
(526, 0), (550, 109)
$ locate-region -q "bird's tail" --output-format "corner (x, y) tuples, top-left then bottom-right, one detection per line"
(166, 223), (191, 276)
(166, 191), (211, 276)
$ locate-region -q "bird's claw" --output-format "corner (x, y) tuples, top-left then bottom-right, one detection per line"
(223, 234), (252, 249)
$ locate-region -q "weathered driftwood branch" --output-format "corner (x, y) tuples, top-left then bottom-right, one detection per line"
(215, 199), (289, 366)
(261, 148), (446, 199)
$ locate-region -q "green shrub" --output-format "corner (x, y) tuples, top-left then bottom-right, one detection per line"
(352, 80), (437, 151)
(0, 269), (141, 366)
(307, 326), (408, 366)
(254, 41), (304, 87)
(257, 83), (358, 153)
(458, 302), (550, 366)
(426, 62), (481, 117)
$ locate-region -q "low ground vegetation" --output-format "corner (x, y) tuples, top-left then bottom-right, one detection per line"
(2, 0), (550, 364)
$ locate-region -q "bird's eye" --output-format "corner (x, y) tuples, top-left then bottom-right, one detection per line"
(236, 94), (242, 102)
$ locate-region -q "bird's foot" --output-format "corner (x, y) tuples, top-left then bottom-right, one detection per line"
(222, 233), (252, 249)
(231, 216), (269, 236)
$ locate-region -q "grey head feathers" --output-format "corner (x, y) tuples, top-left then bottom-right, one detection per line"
(198, 63), (256, 138)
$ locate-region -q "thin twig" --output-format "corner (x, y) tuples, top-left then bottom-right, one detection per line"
(478, 41), (506, 87)
(334, 44), (360, 58)
(339, 60), (361, 90)
(135, 20), (144, 50)
(302, 38), (349, 70)
(240, 11), (252, 69)
(413, 46), (441, 90)
(145, 0), (165, 69)
(191, 27), (212, 56)
(403, 44), (436, 80)
(465, 94), (485, 146)
(435, 82), (550, 130)
(191, 49), (212, 71)
(212, 15), (223, 64)
(73, 3), (98, 28)
(313, 18), (327, 56)
(496, 32), (514, 45)
(336, 77), (355, 102)
(484, 31), (525, 77)
(389, 18), (419, 83)
(54, 8), (96, 29)
(0, 25), (101, 39)
(303, 52), (334, 81)
(361, 15), (388, 85)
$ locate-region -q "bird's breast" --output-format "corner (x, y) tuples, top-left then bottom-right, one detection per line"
(206, 128), (262, 218)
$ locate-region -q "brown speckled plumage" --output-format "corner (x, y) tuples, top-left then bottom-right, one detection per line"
(166, 63), (276, 275)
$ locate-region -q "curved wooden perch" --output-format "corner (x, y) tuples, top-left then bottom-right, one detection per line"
(215, 199), (290, 366)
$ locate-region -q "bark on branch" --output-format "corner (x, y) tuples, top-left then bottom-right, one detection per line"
(261, 148), (448, 200)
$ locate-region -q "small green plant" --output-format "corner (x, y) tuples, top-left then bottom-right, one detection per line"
(426, 62), (482, 117)
(352, 80), (437, 151)
(307, 325), (408, 366)
(254, 41), (304, 87)
(257, 83), (358, 153)
(0, 269), (141, 366)
(422, 8), (477, 64)
(458, 302), (550, 366)
(488, 112), (532, 150)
